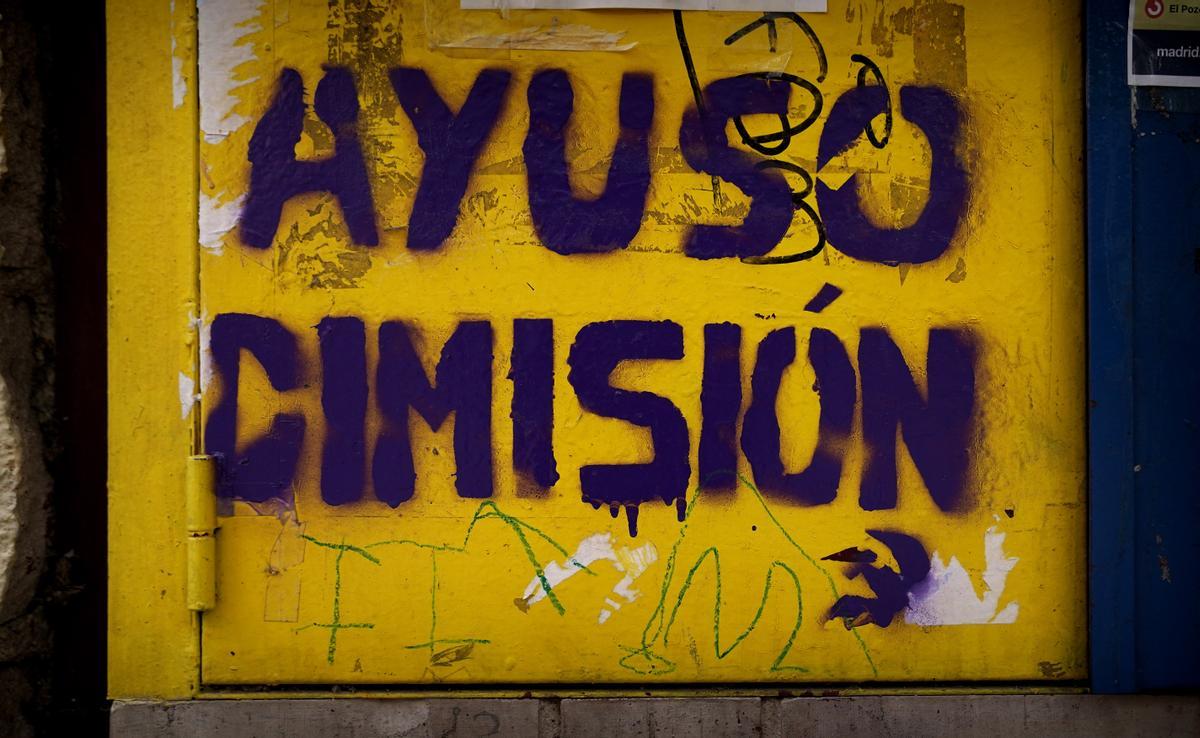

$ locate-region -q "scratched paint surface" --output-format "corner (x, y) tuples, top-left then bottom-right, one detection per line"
(193, 0), (1085, 684)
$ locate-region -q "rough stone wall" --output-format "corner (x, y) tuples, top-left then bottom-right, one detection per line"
(0, 3), (54, 735)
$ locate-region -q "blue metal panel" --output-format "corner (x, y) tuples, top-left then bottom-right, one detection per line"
(1088, 0), (1200, 692)
(1087, 0), (1138, 695)
(1130, 84), (1200, 690)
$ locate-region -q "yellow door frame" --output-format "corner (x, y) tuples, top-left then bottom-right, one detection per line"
(107, 0), (199, 699)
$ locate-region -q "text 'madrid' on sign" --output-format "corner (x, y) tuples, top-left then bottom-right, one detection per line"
(1129, 0), (1200, 86)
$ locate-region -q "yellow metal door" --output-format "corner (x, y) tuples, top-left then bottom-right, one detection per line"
(179, 0), (1085, 687)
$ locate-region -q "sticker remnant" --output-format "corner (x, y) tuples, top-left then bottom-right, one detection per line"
(905, 526), (1019, 625)
(178, 372), (196, 420)
(438, 24), (636, 52)
(516, 532), (658, 625)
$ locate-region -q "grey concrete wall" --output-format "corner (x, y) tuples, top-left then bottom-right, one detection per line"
(111, 696), (1200, 738)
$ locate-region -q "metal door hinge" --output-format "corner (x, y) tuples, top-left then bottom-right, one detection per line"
(185, 455), (218, 612)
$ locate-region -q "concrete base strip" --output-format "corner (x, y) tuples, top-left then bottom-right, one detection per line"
(111, 695), (1200, 737)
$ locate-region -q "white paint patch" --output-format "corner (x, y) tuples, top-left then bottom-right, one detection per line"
(520, 532), (614, 608)
(193, 312), (214, 394)
(607, 539), (658, 611)
(170, 0), (187, 109)
(516, 532), (658, 625)
(905, 527), (1019, 626)
(178, 372), (196, 420)
(197, 0), (264, 140)
(197, 0), (263, 251)
(172, 51), (187, 109)
(199, 192), (244, 254)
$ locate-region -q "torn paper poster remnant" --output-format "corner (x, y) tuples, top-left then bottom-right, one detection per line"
(515, 531), (658, 625)
(905, 526), (1019, 626)
(197, 0), (265, 140)
(437, 24), (636, 52)
(199, 192), (245, 255)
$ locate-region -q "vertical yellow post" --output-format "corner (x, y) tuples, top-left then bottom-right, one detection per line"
(107, 0), (199, 698)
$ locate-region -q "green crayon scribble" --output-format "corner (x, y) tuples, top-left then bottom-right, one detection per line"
(618, 475), (876, 677)
(297, 482), (874, 677)
(738, 474), (877, 675)
(299, 501), (588, 663)
(296, 537), (380, 664)
(366, 500), (597, 616)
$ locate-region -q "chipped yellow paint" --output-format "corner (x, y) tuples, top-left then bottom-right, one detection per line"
(110, 0), (1086, 695)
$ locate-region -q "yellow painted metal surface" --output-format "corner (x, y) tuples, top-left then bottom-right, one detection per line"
(110, 0), (1085, 693)
(107, 0), (201, 699)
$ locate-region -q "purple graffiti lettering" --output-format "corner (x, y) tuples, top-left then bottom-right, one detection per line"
(827, 530), (930, 628)
(318, 317), (368, 505)
(859, 328), (976, 512)
(240, 67), (378, 249)
(373, 321), (494, 505)
(816, 85), (968, 264)
(510, 318), (559, 492)
(205, 314), (305, 502)
(567, 321), (690, 536)
(390, 67), (511, 250)
(698, 322), (742, 490)
(741, 327), (855, 505)
(803, 282), (843, 313)
(679, 75), (795, 260)
(821, 546), (878, 564)
(524, 70), (653, 254)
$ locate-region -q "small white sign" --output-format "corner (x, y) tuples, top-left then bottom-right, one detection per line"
(1129, 0), (1200, 87)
